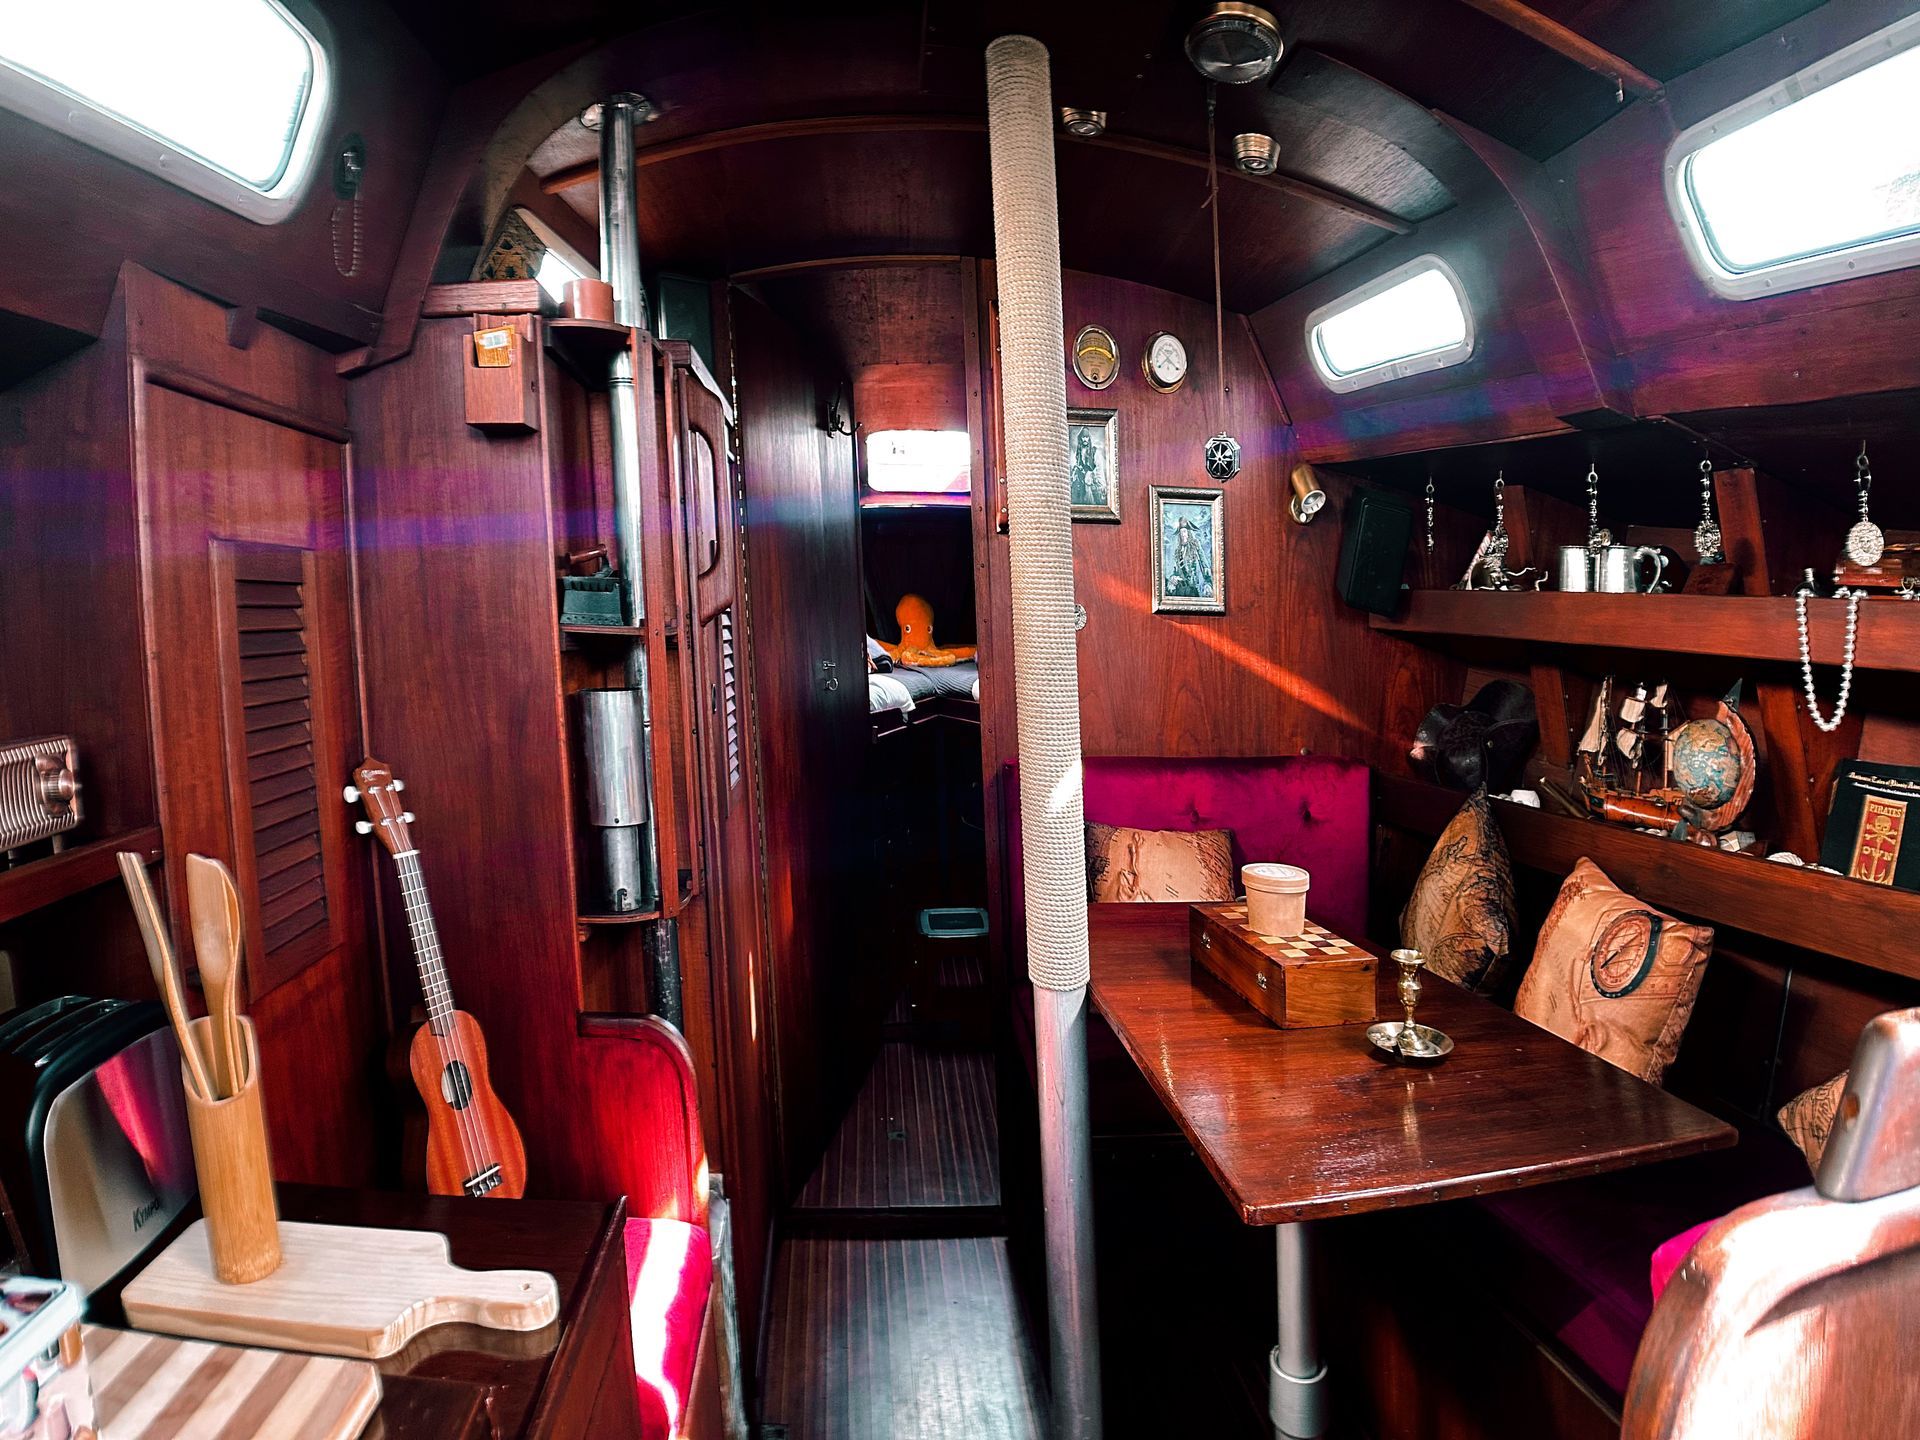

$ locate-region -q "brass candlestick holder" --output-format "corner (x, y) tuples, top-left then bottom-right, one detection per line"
(1367, 948), (1454, 1061)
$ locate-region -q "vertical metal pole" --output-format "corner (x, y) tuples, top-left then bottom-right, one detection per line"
(1271, 1222), (1328, 1439)
(985, 34), (1101, 1440)
(596, 92), (680, 1025)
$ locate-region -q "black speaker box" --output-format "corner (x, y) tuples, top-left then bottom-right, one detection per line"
(1335, 488), (1414, 615)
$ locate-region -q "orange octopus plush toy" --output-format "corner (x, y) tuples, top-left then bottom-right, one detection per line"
(878, 594), (977, 668)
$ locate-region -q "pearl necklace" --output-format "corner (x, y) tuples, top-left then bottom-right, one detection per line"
(1796, 579), (1863, 733)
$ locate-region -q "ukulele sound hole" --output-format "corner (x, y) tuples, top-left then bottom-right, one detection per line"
(440, 1061), (475, 1110)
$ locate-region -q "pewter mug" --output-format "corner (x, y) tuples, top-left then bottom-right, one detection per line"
(1557, 546), (1595, 592)
(1593, 544), (1667, 593)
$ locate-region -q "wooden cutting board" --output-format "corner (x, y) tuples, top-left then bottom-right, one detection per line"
(85, 1325), (379, 1440)
(122, 1220), (559, 1359)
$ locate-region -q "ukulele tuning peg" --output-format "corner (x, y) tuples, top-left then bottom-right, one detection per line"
(401, 812), (415, 824)
(391, 779), (405, 791)
(355, 820), (374, 835)
(342, 784), (361, 803)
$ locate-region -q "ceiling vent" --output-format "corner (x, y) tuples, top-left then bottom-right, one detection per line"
(1186, 4), (1283, 85)
(1060, 107), (1108, 138)
(1233, 132), (1280, 174)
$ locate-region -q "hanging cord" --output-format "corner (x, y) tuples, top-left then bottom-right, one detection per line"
(1207, 83), (1227, 430)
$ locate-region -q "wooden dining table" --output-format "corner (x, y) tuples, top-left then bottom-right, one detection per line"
(1084, 904), (1737, 1439)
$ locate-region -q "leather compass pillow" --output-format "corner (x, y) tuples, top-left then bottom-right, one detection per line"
(1513, 858), (1714, 1085)
(1778, 1071), (1849, 1175)
(1399, 790), (1517, 994)
(1085, 824), (1235, 904)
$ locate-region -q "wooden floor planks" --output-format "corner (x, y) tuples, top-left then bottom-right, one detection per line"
(761, 1237), (1045, 1440)
(794, 1043), (1000, 1210)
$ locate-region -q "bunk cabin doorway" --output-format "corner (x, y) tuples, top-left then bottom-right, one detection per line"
(5, 2), (1920, 1440)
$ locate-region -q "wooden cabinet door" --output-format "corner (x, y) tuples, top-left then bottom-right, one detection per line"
(137, 372), (377, 1183)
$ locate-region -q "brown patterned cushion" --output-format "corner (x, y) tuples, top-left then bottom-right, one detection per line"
(1086, 824), (1235, 904)
(1778, 1071), (1849, 1174)
(1513, 858), (1714, 1084)
(1399, 790), (1517, 994)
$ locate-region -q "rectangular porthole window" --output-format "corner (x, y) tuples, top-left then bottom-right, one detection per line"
(1305, 256), (1474, 393)
(864, 430), (972, 495)
(1667, 14), (1920, 299)
(0, 0), (330, 223)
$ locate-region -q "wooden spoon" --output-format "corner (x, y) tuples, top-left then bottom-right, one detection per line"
(117, 852), (214, 1102)
(185, 854), (245, 1099)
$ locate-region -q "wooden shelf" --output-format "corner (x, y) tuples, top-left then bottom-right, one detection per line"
(1371, 591), (1920, 673)
(543, 319), (633, 387)
(577, 908), (661, 927)
(560, 621), (643, 638)
(0, 826), (162, 926)
(1374, 775), (1920, 985)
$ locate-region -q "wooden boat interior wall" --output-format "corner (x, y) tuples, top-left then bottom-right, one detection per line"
(3, 1), (1920, 1437)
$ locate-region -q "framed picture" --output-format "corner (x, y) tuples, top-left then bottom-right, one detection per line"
(1067, 408), (1120, 523)
(1150, 486), (1226, 615)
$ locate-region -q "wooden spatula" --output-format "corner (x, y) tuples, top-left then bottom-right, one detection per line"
(117, 852), (214, 1102)
(185, 854), (246, 1100)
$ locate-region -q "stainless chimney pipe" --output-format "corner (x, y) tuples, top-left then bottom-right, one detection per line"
(590, 92), (682, 1026)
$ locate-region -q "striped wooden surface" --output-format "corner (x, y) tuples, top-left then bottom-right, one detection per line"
(761, 1238), (1044, 1440)
(794, 1044), (999, 1210)
(85, 1325), (380, 1440)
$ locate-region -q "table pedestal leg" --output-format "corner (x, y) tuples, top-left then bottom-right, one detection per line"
(1270, 1221), (1327, 1440)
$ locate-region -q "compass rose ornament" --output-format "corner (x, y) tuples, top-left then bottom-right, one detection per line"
(1846, 444), (1884, 567)
(1204, 433), (1241, 482)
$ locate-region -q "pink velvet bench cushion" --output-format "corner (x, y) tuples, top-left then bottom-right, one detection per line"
(625, 1217), (713, 1440)
(1005, 755), (1371, 1137)
(1004, 755), (1371, 941)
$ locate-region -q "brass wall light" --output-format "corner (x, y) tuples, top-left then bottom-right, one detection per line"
(1290, 463), (1327, 523)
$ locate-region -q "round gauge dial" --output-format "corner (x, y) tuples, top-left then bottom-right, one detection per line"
(1143, 331), (1189, 392)
(1072, 325), (1119, 390)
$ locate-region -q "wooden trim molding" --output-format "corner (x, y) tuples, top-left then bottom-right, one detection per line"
(1455, 0), (1661, 97)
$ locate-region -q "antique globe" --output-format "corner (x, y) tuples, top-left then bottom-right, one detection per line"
(1671, 716), (1748, 810)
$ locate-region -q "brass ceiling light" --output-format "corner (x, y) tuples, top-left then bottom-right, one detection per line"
(1060, 107), (1107, 138)
(1289, 464), (1327, 523)
(1186, 3), (1283, 85)
(1233, 132), (1280, 175)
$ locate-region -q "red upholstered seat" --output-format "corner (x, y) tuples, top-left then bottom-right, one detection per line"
(1005, 756), (1372, 1136)
(625, 1217), (713, 1440)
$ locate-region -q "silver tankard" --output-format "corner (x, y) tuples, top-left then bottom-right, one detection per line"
(1592, 544), (1668, 593)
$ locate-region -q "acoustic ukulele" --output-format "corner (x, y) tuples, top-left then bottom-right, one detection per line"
(348, 757), (527, 1199)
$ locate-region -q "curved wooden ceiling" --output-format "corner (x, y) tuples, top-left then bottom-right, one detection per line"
(408, 0), (1825, 309)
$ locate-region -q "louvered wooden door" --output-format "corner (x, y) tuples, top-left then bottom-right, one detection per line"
(209, 541), (346, 996)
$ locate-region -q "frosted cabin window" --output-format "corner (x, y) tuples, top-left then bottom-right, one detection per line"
(1305, 256), (1474, 393)
(865, 430), (971, 495)
(1667, 15), (1920, 299)
(0, 0), (329, 221)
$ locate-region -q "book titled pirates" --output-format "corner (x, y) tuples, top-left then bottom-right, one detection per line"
(1821, 762), (1920, 891)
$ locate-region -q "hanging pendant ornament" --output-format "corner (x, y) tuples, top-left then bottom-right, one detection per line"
(1425, 474), (1436, 555)
(1846, 444), (1884, 567)
(1694, 459), (1725, 564)
(1585, 463), (1613, 552)
(1488, 473), (1511, 567)
(1200, 83), (1241, 483)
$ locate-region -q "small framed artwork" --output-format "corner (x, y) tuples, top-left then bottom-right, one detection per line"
(1150, 486), (1226, 615)
(1067, 407), (1120, 523)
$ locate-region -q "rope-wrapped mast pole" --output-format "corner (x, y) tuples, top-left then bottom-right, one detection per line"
(985, 34), (1102, 1440)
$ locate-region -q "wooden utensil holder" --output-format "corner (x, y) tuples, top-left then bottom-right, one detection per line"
(182, 1016), (281, 1284)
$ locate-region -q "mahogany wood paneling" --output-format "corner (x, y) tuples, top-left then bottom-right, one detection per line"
(731, 291), (868, 1196)
(1012, 269), (1461, 765)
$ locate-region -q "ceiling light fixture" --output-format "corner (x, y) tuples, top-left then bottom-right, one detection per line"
(1060, 107), (1107, 138)
(1186, 4), (1283, 85)
(1233, 132), (1280, 175)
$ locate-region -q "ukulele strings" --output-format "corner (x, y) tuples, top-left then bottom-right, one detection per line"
(397, 849), (494, 1178)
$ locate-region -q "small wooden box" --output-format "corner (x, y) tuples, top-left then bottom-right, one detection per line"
(463, 314), (539, 432)
(1189, 903), (1377, 1028)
